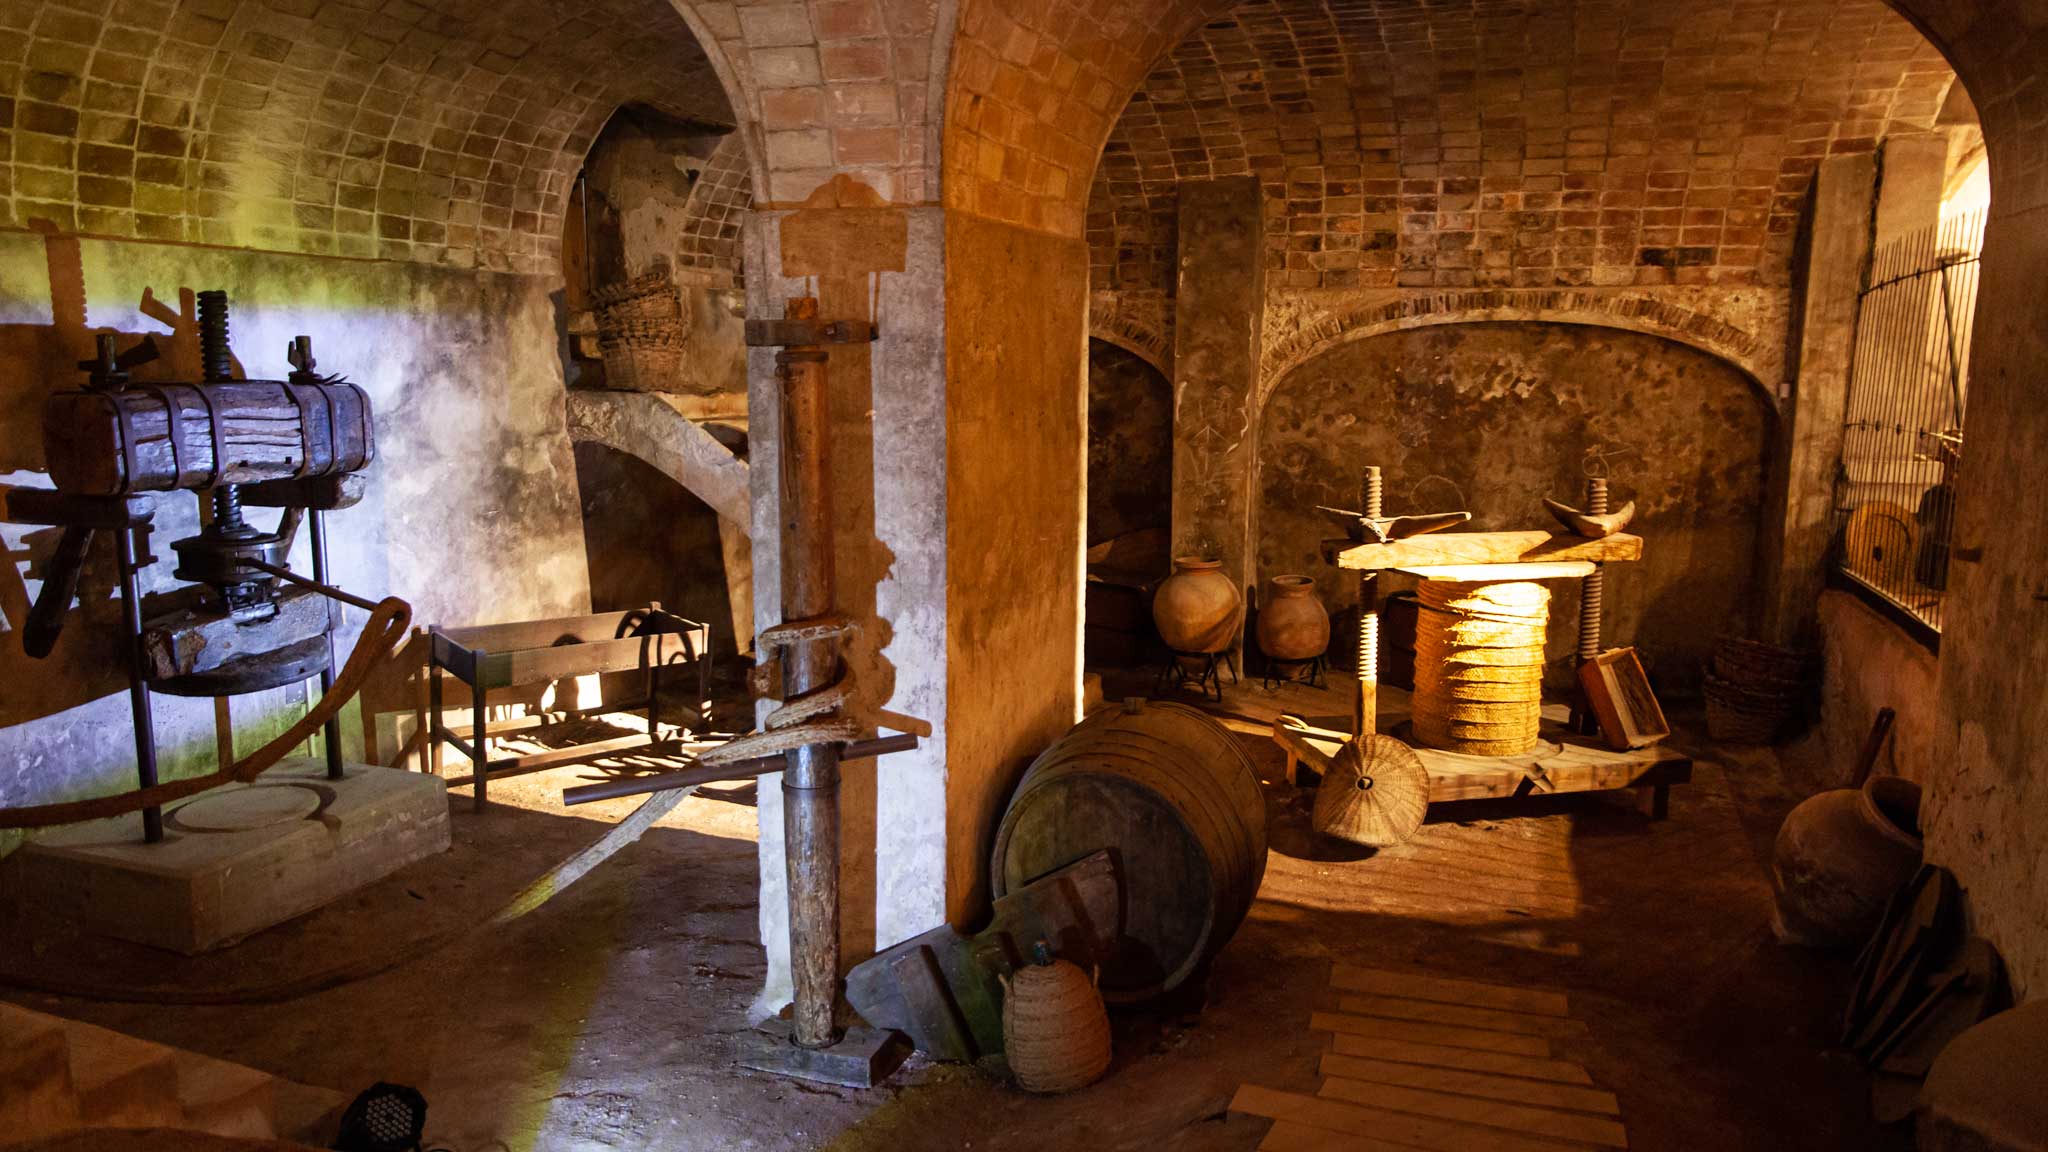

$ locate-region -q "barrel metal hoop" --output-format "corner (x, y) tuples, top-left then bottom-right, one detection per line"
(283, 383), (321, 477)
(137, 386), (186, 487)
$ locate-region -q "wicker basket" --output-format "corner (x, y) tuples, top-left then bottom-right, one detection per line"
(592, 272), (688, 389)
(1703, 671), (1796, 744)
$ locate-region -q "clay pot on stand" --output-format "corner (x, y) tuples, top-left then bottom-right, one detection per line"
(1257, 575), (1331, 662)
(1152, 556), (1243, 654)
(1772, 775), (1924, 946)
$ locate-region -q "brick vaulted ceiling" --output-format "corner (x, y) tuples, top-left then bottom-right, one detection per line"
(0, 0), (734, 274)
(1087, 0), (1957, 296)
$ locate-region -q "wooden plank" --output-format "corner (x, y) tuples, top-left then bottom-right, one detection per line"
(1320, 1054), (1619, 1115)
(1328, 531), (1643, 571)
(1330, 966), (1571, 1017)
(1259, 1119), (1415, 1152)
(1416, 738), (1692, 803)
(1336, 996), (1589, 1038)
(1397, 562), (1596, 581)
(1319, 1078), (1627, 1148)
(1310, 1012), (1550, 1057)
(477, 630), (703, 689)
(1230, 1085), (1597, 1152)
(1330, 1034), (1594, 1085)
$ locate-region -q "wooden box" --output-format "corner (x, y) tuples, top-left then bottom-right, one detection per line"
(1578, 647), (1670, 750)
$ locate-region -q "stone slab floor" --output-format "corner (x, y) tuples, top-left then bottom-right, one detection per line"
(0, 679), (1901, 1152)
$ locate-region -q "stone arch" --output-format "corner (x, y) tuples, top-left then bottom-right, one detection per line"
(563, 391), (749, 528)
(1258, 292), (1777, 413)
(1088, 314), (1171, 376)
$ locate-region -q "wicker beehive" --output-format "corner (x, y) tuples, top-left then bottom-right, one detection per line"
(1003, 956), (1112, 1093)
(591, 271), (688, 389)
(1412, 579), (1551, 756)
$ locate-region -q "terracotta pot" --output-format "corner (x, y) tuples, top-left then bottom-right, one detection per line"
(1772, 775), (1924, 946)
(1256, 575), (1330, 661)
(1152, 556), (1242, 654)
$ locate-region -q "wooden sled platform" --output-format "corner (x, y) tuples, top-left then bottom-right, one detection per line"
(1273, 715), (1691, 822)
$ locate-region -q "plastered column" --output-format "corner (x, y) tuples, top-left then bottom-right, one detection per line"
(1759, 153), (1876, 647)
(1169, 177), (1267, 610)
(742, 198), (948, 1019)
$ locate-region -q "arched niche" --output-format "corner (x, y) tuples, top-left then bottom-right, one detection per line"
(1257, 321), (1774, 690)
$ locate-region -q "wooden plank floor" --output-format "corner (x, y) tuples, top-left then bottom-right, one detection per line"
(1233, 965), (1631, 1150)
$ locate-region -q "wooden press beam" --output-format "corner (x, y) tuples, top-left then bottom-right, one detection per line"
(1325, 530), (1643, 571)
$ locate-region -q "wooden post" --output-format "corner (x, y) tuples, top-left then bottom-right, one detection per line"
(1355, 466), (1382, 738)
(777, 297), (844, 1051)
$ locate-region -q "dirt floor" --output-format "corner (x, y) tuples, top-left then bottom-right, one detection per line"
(0, 668), (1904, 1152)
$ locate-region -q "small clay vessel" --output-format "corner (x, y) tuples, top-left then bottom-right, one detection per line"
(1003, 943), (1112, 1093)
(1772, 775), (1924, 946)
(1152, 556), (1242, 654)
(1256, 575), (1331, 661)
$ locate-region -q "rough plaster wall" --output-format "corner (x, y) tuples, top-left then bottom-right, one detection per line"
(944, 211), (1087, 924)
(1085, 339), (1172, 550)
(1257, 322), (1771, 691)
(743, 208), (949, 1018)
(1814, 590), (1936, 788)
(0, 227), (589, 851)
(1926, 200), (2048, 1001)
(572, 442), (734, 655)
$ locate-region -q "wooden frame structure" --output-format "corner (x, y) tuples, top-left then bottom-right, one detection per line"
(427, 604), (711, 810)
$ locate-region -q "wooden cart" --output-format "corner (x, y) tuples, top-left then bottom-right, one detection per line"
(428, 605), (711, 810)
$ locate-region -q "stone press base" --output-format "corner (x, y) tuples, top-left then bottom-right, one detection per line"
(11, 759), (449, 954)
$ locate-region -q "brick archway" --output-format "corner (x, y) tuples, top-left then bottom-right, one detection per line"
(1258, 291), (1776, 412)
(1087, 315), (1172, 376)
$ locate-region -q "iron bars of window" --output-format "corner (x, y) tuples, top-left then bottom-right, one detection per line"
(1831, 208), (1984, 636)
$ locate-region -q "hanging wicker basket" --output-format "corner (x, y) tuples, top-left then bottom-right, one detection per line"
(591, 272), (688, 389)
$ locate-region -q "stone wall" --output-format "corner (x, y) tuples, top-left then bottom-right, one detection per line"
(1085, 339), (1172, 551)
(572, 442), (735, 657)
(1813, 590), (1937, 787)
(1258, 321), (1773, 690)
(0, 227), (590, 852)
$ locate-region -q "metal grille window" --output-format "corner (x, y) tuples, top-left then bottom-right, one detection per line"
(1832, 208), (1984, 637)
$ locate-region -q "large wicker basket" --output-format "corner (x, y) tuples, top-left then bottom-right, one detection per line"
(1703, 636), (1809, 744)
(592, 272), (687, 389)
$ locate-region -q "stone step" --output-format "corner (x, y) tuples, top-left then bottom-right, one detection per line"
(174, 1053), (280, 1141)
(0, 1003), (346, 1146)
(66, 1020), (186, 1130)
(0, 1001), (82, 1136)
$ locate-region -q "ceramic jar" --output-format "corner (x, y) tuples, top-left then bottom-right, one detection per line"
(1772, 774), (1925, 946)
(1151, 556), (1242, 654)
(1256, 575), (1331, 661)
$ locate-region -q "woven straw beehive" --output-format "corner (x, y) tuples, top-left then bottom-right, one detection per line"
(1412, 579), (1551, 756)
(1003, 957), (1112, 1093)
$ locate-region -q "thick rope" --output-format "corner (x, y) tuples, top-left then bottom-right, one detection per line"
(696, 612), (860, 768)
(0, 595), (413, 829)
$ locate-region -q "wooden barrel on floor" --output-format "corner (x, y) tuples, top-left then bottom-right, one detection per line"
(1412, 579), (1550, 756)
(990, 698), (1267, 1003)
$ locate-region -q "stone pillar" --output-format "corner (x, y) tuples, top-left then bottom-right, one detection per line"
(1873, 134), (1949, 247)
(1170, 177), (1266, 616)
(1759, 152), (1876, 647)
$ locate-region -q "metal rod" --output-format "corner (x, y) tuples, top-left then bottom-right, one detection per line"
(241, 557), (382, 612)
(116, 527), (163, 843)
(1571, 476), (1609, 736)
(309, 508), (344, 779)
(777, 297), (843, 1051)
(562, 734), (920, 806)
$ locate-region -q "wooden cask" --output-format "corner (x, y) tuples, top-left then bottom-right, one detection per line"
(991, 699), (1266, 1002)
(43, 380), (374, 496)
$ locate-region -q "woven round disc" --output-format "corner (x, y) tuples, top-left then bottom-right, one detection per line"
(1313, 734), (1430, 847)
(1843, 502), (1918, 582)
